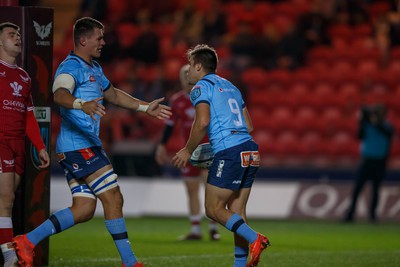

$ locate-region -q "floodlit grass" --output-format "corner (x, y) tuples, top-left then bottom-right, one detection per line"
(48, 217), (400, 267)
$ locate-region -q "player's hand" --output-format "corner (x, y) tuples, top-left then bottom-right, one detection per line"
(172, 147), (191, 169)
(38, 149), (50, 169)
(147, 97), (172, 120)
(82, 97), (106, 121)
(155, 144), (168, 165)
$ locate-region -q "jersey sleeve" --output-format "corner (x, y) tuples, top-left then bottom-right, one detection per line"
(190, 80), (211, 107)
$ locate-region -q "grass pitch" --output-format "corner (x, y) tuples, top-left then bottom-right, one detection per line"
(48, 217), (400, 267)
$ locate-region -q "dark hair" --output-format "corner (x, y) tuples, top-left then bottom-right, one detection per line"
(73, 17), (104, 46)
(187, 44), (218, 72)
(0, 22), (20, 32)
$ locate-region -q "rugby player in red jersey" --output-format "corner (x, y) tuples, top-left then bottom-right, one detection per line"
(155, 65), (220, 241)
(0, 22), (49, 267)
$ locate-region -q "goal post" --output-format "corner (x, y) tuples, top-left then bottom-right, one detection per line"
(0, 4), (53, 266)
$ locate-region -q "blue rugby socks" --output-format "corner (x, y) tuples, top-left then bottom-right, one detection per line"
(234, 246), (249, 267)
(105, 217), (137, 266)
(225, 213), (258, 244)
(27, 208), (75, 246)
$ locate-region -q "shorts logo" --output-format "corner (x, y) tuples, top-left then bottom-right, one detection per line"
(190, 86), (201, 101)
(79, 148), (95, 160)
(241, 151), (260, 167)
(216, 160), (225, 177)
(72, 163), (79, 170)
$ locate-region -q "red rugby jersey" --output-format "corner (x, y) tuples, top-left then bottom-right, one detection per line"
(167, 90), (208, 143)
(0, 59), (33, 139)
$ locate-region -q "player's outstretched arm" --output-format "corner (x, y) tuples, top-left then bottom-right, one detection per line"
(104, 85), (171, 120)
(147, 97), (172, 120)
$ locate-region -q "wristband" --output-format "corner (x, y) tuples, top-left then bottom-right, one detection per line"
(136, 104), (149, 112)
(73, 98), (86, 110)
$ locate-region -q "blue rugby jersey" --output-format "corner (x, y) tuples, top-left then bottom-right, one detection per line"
(54, 52), (111, 153)
(190, 73), (252, 154)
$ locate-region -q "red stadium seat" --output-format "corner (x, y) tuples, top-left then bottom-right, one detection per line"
(328, 24), (352, 41)
(292, 106), (320, 134)
(292, 68), (316, 87)
(266, 107), (294, 134)
(241, 67), (267, 91)
(252, 130), (274, 153)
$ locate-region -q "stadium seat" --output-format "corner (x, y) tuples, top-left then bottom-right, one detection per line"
(292, 106), (320, 134)
(116, 23), (140, 48)
(241, 67), (267, 91)
(266, 107), (294, 134)
(292, 68), (316, 87)
(306, 45), (334, 66)
(265, 69), (291, 88)
(329, 132), (359, 165)
(328, 24), (352, 42)
(252, 130), (273, 153)
(353, 23), (373, 39)
(248, 106), (269, 130)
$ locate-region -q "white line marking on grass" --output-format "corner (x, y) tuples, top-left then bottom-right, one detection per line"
(53, 253), (233, 265)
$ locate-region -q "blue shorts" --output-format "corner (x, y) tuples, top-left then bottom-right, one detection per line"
(56, 146), (111, 182)
(208, 140), (260, 190)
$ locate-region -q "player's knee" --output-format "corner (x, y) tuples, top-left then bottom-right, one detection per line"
(99, 186), (123, 209)
(0, 191), (15, 212)
(71, 201), (96, 223)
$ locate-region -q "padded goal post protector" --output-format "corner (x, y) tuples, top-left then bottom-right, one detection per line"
(0, 5), (54, 266)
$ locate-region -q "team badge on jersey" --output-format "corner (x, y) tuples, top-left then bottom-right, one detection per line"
(191, 86), (201, 101)
(89, 75), (96, 82)
(10, 82), (22, 97)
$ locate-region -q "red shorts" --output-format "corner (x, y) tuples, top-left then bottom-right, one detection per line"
(0, 139), (25, 176)
(181, 163), (202, 177)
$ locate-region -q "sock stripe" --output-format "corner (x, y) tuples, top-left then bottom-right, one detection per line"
(111, 232), (128, 240)
(49, 214), (61, 233)
(235, 253), (248, 258)
(231, 219), (245, 232)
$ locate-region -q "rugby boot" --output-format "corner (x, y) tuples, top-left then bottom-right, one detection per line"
(246, 233), (270, 267)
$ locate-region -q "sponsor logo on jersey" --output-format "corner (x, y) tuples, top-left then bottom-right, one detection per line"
(10, 82), (22, 97)
(19, 74), (30, 83)
(3, 159), (14, 167)
(0, 71), (5, 77)
(190, 86), (201, 101)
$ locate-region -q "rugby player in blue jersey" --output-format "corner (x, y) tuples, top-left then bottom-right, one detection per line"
(13, 17), (171, 267)
(172, 44), (270, 267)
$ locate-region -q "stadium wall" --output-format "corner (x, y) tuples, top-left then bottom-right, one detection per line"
(50, 176), (400, 222)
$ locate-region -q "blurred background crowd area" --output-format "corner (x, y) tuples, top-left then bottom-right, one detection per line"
(38, 0), (400, 171)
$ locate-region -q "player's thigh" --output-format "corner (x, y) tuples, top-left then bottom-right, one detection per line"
(227, 187), (252, 218)
(205, 183), (235, 209)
